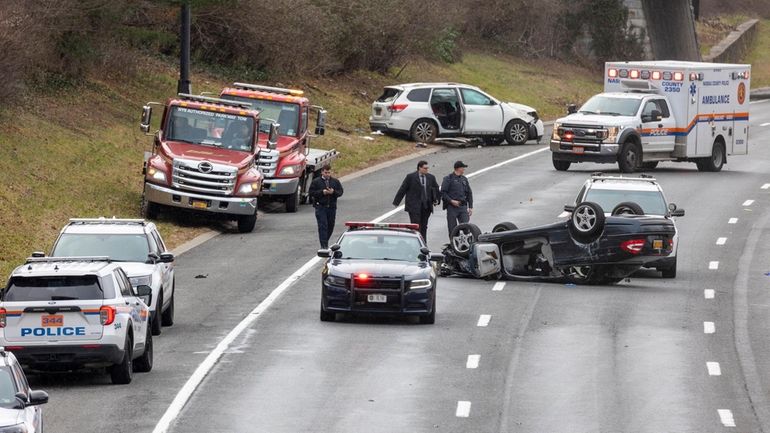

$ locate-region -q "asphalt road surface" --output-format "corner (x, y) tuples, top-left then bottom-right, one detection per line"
(33, 99), (770, 433)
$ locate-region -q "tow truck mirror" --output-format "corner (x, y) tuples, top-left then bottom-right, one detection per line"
(317, 249), (330, 258)
(28, 390), (48, 406)
(268, 123), (280, 149)
(140, 105), (153, 134)
(159, 252), (175, 263)
(315, 109), (327, 136)
(567, 104), (577, 115)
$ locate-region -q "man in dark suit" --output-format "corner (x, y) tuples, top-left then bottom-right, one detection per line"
(392, 160), (440, 241)
(309, 165), (344, 249)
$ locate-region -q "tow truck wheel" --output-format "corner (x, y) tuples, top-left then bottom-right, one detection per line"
(110, 332), (133, 385)
(618, 142), (641, 173)
(504, 119), (529, 145)
(285, 181), (301, 213)
(552, 155), (571, 171)
(134, 326), (153, 373)
(140, 196), (159, 219)
(237, 212), (257, 233)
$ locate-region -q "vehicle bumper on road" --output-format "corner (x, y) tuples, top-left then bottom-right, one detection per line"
(261, 177), (299, 196)
(550, 140), (620, 163)
(322, 283), (434, 315)
(10, 344), (124, 370)
(144, 182), (257, 216)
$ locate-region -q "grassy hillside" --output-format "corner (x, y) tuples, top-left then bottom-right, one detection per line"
(0, 52), (601, 278)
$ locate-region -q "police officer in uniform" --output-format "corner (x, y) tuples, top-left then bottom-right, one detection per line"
(392, 160), (440, 241)
(441, 161), (473, 237)
(309, 166), (344, 248)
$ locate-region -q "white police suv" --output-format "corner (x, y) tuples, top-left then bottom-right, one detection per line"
(0, 257), (153, 384)
(49, 218), (175, 336)
(0, 348), (48, 432)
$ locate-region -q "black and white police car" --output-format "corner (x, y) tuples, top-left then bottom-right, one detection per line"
(0, 257), (153, 384)
(317, 222), (442, 324)
(573, 173), (684, 277)
(0, 348), (47, 433)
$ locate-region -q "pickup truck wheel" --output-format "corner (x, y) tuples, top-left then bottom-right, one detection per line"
(450, 223), (481, 258)
(150, 294), (162, 336)
(700, 141), (725, 172)
(237, 212), (257, 233)
(140, 196), (159, 219)
(411, 119), (437, 143)
(285, 181), (301, 213)
(161, 285), (174, 326)
(133, 326), (153, 373)
(618, 142), (641, 173)
(553, 157), (571, 171)
(569, 201), (605, 242)
(110, 333), (133, 385)
(504, 119), (529, 145)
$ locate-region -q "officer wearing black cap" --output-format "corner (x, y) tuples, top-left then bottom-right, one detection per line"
(441, 161), (473, 237)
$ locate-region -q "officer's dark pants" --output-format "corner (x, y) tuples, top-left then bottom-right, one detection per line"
(446, 205), (470, 237)
(408, 207), (432, 242)
(315, 206), (337, 248)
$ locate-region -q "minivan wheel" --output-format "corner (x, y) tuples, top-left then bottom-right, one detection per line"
(411, 120), (437, 143)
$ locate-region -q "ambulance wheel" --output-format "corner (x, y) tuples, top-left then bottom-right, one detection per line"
(700, 141), (725, 172)
(618, 142), (641, 173)
(504, 119), (529, 145)
(237, 212), (257, 233)
(134, 327), (153, 373)
(641, 161), (658, 170)
(450, 223), (481, 258)
(553, 157), (571, 171)
(110, 333), (133, 385)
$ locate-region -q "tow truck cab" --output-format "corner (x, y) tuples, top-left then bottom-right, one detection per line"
(551, 60), (751, 173)
(219, 83), (338, 213)
(139, 94), (271, 233)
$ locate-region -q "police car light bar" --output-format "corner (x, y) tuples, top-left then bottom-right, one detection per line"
(345, 222), (420, 230)
(25, 256), (111, 264)
(68, 218), (145, 225)
(232, 83), (304, 96)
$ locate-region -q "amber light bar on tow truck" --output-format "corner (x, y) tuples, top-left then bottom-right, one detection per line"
(232, 82), (305, 97)
(345, 222), (420, 231)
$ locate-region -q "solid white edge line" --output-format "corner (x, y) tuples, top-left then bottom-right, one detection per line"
(456, 401), (472, 417)
(743, 199), (755, 206)
(729, 217), (739, 224)
(718, 409), (736, 427)
(709, 261), (720, 270)
(704, 321), (715, 334)
(557, 211), (570, 218)
(707, 362), (722, 376)
(716, 237), (727, 245)
(705, 289), (715, 299)
(152, 144), (550, 433)
(492, 282), (506, 291)
(477, 314), (492, 327)
(466, 354), (481, 369)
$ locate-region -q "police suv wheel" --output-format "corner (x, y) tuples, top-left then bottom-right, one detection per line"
(450, 223), (481, 258)
(504, 119), (529, 145)
(150, 303), (162, 336)
(110, 333), (134, 385)
(161, 286), (175, 327)
(134, 327), (153, 373)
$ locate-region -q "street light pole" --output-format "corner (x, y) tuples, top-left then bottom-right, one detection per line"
(177, 2), (191, 94)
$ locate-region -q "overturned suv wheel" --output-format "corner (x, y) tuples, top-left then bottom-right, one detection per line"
(568, 201), (605, 243)
(450, 223), (481, 258)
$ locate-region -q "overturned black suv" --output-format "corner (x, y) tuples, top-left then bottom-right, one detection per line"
(441, 201), (675, 285)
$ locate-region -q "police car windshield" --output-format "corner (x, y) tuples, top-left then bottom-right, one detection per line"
(4, 276), (103, 302)
(579, 96), (642, 117)
(585, 189), (668, 216)
(166, 106), (256, 152)
(52, 234), (149, 262)
(339, 233), (423, 262)
(221, 95), (300, 136)
(0, 368), (18, 408)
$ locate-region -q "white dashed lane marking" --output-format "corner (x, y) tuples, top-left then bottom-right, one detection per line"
(492, 282), (506, 291)
(729, 218), (738, 224)
(707, 362), (722, 376)
(456, 401), (471, 418)
(557, 211), (570, 218)
(704, 322), (715, 334)
(705, 289), (715, 299)
(709, 261), (719, 270)
(718, 409), (736, 427)
(716, 237), (727, 245)
(743, 199), (755, 206)
(762, 183), (770, 189)
(761, 122), (770, 127)
(466, 355), (480, 369)
(477, 315), (492, 327)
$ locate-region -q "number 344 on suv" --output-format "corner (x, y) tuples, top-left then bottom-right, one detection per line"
(369, 83), (544, 145)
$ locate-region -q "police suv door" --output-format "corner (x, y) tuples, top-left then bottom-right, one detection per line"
(459, 88), (503, 135)
(115, 269), (149, 352)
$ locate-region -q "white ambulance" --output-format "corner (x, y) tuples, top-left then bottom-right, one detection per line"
(551, 61), (751, 172)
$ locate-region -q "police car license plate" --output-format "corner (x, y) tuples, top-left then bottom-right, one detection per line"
(191, 199), (208, 209)
(367, 294), (387, 303)
(653, 239), (664, 249)
(42, 315), (63, 327)
(573, 146), (584, 154)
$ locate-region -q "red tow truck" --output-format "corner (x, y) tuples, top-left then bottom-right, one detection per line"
(139, 93), (277, 233)
(219, 83), (338, 212)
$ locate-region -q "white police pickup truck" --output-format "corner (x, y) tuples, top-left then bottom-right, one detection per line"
(0, 257), (153, 384)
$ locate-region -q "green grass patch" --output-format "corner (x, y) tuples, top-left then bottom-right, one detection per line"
(747, 19), (770, 88)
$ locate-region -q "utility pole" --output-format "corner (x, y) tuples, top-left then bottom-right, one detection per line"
(177, 2), (192, 94)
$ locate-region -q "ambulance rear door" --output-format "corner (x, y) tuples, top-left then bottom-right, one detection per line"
(731, 69), (750, 155)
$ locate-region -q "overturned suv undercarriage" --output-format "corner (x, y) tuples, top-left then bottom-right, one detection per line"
(440, 201), (676, 285)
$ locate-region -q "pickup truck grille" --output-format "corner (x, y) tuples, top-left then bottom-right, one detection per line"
(558, 124), (607, 144)
(256, 149), (279, 178)
(171, 158), (237, 196)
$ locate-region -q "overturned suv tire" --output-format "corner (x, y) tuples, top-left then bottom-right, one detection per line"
(568, 201), (605, 243)
(450, 223), (481, 258)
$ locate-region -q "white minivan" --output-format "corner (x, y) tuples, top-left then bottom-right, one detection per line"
(369, 83), (544, 145)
